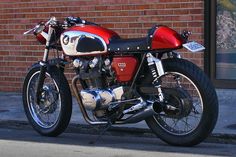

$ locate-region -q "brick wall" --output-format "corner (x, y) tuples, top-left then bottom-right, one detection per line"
(0, 0), (204, 92)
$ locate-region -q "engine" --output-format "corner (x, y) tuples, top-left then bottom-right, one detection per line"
(72, 56), (138, 112)
(80, 86), (124, 110)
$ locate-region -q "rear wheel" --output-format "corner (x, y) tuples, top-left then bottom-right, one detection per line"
(145, 58), (218, 146)
(22, 65), (72, 136)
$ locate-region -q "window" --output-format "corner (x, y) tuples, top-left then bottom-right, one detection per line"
(205, 0), (236, 88)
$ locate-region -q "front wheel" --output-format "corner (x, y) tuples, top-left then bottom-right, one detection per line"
(22, 65), (72, 136)
(145, 58), (218, 146)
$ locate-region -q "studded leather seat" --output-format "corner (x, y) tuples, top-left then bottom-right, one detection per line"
(108, 38), (150, 52)
(107, 25), (157, 52)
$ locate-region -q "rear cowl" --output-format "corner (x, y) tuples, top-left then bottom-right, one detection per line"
(151, 26), (184, 50)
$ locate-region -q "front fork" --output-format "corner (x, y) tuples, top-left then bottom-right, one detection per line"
(35, 25), (54, 104)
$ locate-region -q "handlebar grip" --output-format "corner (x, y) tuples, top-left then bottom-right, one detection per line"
(23, 28), (35, 35)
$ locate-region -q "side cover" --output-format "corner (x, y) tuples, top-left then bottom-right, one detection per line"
(111, 56), (138, 82)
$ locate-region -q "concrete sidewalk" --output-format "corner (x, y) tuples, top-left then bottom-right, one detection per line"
(0, 89), (236, 137)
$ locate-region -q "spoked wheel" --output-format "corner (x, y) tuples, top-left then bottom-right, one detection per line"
(22, 65), (72, 136)
(153, 72), (203, 136)
(145, 58), (218, 146)
(27, 71), (61, 129)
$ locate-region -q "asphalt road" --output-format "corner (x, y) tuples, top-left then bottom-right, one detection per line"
(0, 127), (235, 157)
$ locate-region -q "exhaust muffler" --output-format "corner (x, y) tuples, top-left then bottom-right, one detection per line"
(116, 101), (162, 124)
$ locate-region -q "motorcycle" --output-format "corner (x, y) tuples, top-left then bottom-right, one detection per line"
(22, 16), (218, 146)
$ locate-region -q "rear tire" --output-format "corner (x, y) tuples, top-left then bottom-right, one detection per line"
(145, 58), (218, 146)
(22, 65), (72, 137)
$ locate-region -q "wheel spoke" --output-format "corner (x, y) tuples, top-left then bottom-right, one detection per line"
(27, 71), (61, 129)
(170, 118), (181, 132)
(188, 113), (200, 119)
(183, 117), (193, 131)
(152, 72), (203, 136)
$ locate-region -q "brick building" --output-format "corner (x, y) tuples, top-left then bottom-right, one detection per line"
(0, 0), (233, 91)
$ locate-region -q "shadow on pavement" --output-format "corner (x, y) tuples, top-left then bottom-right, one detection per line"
(0, 121), (234, 156)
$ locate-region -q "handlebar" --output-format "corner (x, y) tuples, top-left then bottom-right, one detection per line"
(23, 16), (97, 35)
(23, 17), (58, 35)
(45, 16), (57, 26)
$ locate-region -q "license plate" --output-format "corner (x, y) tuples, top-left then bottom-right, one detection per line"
(183, 41), (205, 53)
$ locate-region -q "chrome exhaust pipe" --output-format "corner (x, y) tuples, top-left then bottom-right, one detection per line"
(72, 74), (162, 125)
(116, 101), (162, 124)
(72, 75), (107, 125)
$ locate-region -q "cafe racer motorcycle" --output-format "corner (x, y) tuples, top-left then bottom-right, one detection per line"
(22, 17), (218, 146)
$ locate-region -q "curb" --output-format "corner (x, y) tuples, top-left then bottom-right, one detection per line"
(0, 120), (236, 145)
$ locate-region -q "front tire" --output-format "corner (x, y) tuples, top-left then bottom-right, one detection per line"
(145, 58), (218, 146)
(22, 65), (72, 136)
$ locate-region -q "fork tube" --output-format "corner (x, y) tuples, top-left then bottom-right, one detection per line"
(35, 26), (54, 104)
(35, 64), (47, 104)
(43, 25), (53, 62)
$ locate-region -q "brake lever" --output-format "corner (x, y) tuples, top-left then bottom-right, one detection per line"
(45, 16), (57, 26)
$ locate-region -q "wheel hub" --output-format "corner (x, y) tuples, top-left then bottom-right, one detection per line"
(39, 85), (58, 114)
(163, 87), (193, 119)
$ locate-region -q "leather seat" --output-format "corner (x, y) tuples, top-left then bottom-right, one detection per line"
(108, 38), (150, 52)
(107, 25), (158, 52)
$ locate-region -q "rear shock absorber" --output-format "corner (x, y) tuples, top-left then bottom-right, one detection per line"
(146, 53), (165, 102)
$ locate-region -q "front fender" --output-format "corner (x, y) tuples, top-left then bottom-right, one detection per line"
(29, 58), (66, 73)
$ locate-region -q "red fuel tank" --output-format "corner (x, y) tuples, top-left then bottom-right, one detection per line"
(111, 56), (138, 82)
(67, 25), (119, 44)
(61, 25), (120, 56)
(151, 26), (184, 50)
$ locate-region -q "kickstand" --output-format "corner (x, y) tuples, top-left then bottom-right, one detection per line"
(89, 121), (113, 145)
